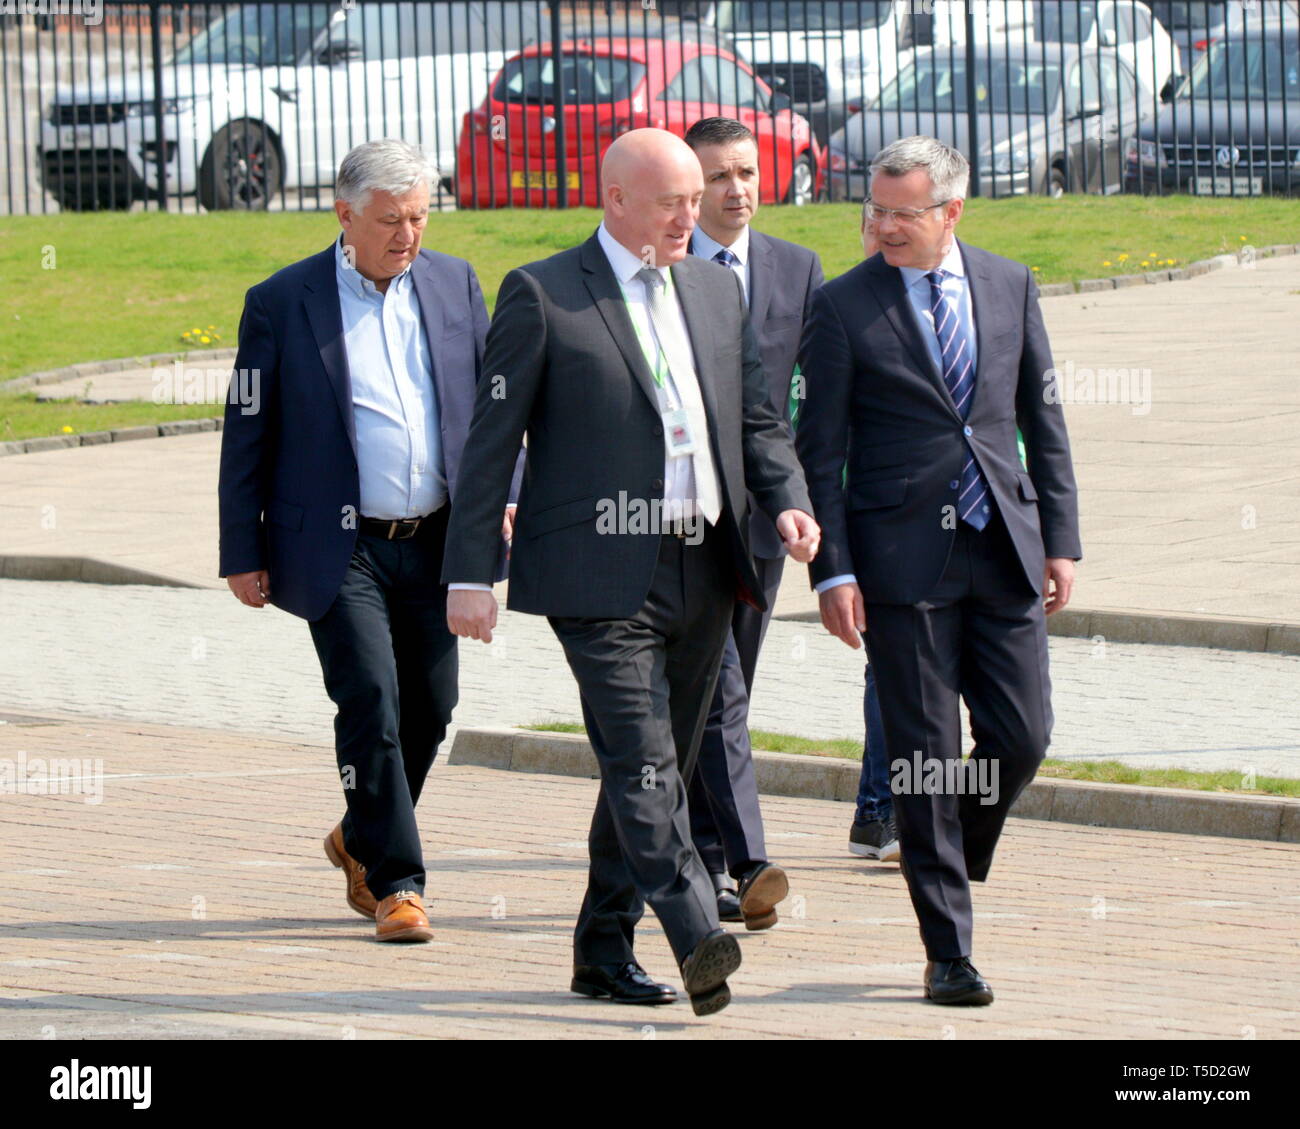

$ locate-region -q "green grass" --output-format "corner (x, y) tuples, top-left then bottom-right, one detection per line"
(0, 393), (219, 444)
(522, 722), (1300, 797)
(1, 196), (1296, 439)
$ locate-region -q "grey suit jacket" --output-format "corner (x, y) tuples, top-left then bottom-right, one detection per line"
(442, 230), (813, 618)
(796, 240), (1082, 605)
(713, 228), (824, 560)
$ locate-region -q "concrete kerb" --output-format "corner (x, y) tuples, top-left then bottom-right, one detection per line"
(0, 416), (223, 457)
(5, 348), (238, 394)
(1045, 242), (1295, 296)
(0, 555), (203, 587)
(776, 605), (1300, 657)
(449, 726), (1300, 844)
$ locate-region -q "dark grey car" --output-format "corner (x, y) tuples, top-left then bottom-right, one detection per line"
(826, 42), (1155, 200)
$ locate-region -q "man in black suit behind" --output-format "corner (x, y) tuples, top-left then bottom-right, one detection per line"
(443, 129), (819, 1016)
(797, 136), (1081, 1005)
(682, 117), (825, 930)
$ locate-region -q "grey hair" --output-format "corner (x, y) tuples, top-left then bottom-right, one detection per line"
(868, 135), (970, 203)
(335, 139), (437, 212)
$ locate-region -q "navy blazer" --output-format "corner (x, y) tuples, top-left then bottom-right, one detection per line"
(693, 228), (824, 560)
(796, 240), (1082, 605)
(218, 242), (514, 622)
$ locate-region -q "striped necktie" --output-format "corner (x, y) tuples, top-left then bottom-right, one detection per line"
(713, 248), (737, 267)
(928, 269), (991, 531)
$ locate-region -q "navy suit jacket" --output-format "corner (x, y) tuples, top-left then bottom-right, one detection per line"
(796, 240), (1081, 605)
(693, 228), (824, 561)
(218, 243), (515, 622)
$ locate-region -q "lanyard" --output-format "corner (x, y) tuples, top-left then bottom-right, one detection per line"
(617, 269), (675, 390)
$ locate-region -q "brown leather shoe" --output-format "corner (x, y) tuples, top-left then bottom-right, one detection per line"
(737, 862), (789, 931)
(374, 891), (433, 942)
(323, 823), (378, 919)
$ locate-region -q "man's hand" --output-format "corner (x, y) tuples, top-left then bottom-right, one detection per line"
(502, 504), (516, 561)
(1043, 557), (1076, 615)
(819, 581), (865, 649)
(447, 589), (499, 643)
(227, 570), (270, 608)
(776, 509), (821, 564)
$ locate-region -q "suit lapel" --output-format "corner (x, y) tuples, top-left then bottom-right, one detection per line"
(962, 241), (998, 419)
(579, 235), (664, 417)
(410, 252), (446, 414)
(746, 229), (773, 327)
(866, 254), (962, 423)
(302, 245), (357, 459)
(671, 258), (720, 434)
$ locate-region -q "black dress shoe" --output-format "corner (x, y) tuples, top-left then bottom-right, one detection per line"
(924, 957), (994, 1006)
(710, 872), (743, 923)
(736, 861), (788, 931)
(679, 929), (742, 1016)
(571, 962), (677, 1005)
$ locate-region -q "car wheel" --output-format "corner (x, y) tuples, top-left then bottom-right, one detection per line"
(198, 120), (281, 211)
(785, 153), (815, 206)
(1041, 167), (1066, 198)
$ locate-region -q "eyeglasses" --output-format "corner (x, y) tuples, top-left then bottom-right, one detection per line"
(863, 199), (951, 225)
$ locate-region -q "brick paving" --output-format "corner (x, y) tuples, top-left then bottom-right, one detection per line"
(1, 714), (1297, 1040)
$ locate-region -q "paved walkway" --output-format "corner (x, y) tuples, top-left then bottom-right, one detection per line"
(1, 713), (1296, 1039)
(2, 254), (1299, 622)
(4, 578), (1298, 777)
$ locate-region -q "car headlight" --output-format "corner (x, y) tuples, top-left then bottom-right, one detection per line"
(841, 55), (878, 79)
(990, 148), (1030, 175)
(1125, 137), (1166, 168)
(125, 96), (195, 117)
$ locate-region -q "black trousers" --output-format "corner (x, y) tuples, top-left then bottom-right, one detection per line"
(549, 523), (735, 968)
(689, 553), (785, 879)
(307, 506), (458, 901)
(864, 509), (1051, 961)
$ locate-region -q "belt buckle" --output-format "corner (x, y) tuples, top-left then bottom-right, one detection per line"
(391, 518), (420, 541)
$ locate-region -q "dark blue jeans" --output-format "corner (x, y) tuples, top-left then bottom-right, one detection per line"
(855, 663), (893, 824)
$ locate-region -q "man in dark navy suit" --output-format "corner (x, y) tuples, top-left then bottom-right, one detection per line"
(798, 137), (1081, 1005)
(682, 117), (824, 931)
(218, 139), (518, 944)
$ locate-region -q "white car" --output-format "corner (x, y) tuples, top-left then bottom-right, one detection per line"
(1031, 0), (1183, 100)
(39, 1), (538, 210)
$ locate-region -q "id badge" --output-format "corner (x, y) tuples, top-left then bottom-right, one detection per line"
(663, 408), (697, 457)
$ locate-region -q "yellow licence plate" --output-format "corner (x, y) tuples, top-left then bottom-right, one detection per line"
(510, 170), (580, 189)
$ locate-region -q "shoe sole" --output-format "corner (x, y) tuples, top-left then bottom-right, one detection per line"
(924, 985), (994, 1006)
(740, 867), (789, 931)
(847, 840), (901, 862)
(570, 980), (677, 1006)
(375, 925), (434, 943)
(681, 931), (743, 1009)
(324, 833), (378, 920)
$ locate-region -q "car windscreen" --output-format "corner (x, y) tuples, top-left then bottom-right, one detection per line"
(492, 52), (648, 105)
(1178, 35), (1300, 98)
(877, 56), (1062, 114)
(1148, 2), (1226, 33)
(1032, 1), (1099, 43)
(725, 1), (893, 32)
(172, 3), (332, 66)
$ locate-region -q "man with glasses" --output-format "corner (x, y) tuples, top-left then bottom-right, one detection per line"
(797, 136), (1081, 1005)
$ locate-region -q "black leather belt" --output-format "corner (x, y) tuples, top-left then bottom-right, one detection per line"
(359, 514), (428, 541)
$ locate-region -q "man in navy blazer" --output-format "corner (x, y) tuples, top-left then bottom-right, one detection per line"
(218, 139), (517, 943)
(683, 117), (824, 931)
(797, 137), (1081, 1005)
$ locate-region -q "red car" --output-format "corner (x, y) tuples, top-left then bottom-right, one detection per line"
(456, 37), (822, 209)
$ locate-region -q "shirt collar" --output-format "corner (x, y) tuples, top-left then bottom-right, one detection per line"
(691, 223), (749, 266)
(900, 240), (967, 292)
(597, 221), (668, 286)
(335, 233), (414, 299)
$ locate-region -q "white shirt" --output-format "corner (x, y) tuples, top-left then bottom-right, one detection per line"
(691, 224), (751, 305)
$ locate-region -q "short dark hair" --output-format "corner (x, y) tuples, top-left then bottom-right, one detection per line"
(684, 117), (756, 151)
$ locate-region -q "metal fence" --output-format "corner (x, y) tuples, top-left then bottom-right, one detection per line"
(1, 0), (1296, 215)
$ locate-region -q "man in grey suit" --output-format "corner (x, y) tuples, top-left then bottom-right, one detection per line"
(797, 137), (1081, 1005)
(682, 117), (825, 930)
(444, 129), (819, 1016)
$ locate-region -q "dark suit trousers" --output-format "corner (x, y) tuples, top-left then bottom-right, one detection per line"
(689, 554), (784, 878)
(549, 524), (735, 967)
(307, 507), (458, 901)
(864, 509), (1051, 961)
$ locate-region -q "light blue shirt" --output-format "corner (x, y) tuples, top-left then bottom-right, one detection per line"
(335, 235), (444, 521)
(815, 241), (978, 596)
(690, 224), (751, 305)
